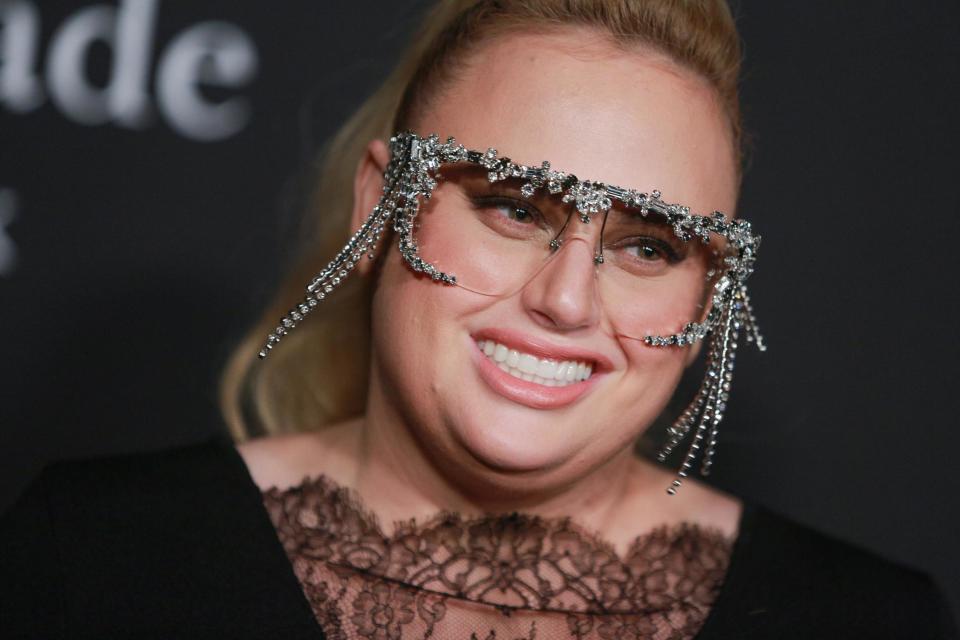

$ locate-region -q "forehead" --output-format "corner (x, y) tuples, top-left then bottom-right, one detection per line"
(410, 28), (737, 216)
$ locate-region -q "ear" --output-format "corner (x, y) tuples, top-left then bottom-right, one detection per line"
(350, 138), (391, 276)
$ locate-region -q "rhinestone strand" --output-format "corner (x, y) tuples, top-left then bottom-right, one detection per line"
(256, 140), (409, 359)
(700, 296), (739, 477)
(663, 301), (731, 495)
(659, 287), (728, 489)
(257, 204), (390, 359)
(657, 363), (712, 463)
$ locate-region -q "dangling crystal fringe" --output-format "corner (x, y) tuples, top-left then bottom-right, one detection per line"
(257, 133), (427, 360)
(699, 296), (738, 477)
(740, 287), (766, 352)
(658, 286), (759, 495)
(257, 166), (407, 359)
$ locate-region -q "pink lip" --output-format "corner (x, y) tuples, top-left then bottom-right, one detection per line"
(467, 331), (608, 410)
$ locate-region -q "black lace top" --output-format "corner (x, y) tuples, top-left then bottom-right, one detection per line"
(1, 437), (955, 638)
(262, 474), (736, 640)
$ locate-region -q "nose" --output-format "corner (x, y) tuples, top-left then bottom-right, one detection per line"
(520, 232), (602, 332)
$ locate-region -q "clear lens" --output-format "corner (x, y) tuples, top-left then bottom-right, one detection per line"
(415, 165), (723, 340)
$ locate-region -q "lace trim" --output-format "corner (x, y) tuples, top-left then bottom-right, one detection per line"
(262, 474), (736, 640)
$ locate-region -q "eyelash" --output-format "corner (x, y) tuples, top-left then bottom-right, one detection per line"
(615, 236), (681, 263)
(471, 195), (544, 224)
(470, 194), (683, 263)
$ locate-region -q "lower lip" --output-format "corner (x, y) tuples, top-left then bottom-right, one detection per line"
(469, 338), (600, 409)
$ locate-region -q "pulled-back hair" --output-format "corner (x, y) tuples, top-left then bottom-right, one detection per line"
(220, 0), (745, 441)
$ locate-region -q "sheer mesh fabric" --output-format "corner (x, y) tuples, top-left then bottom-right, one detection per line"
(261, 475), (735, 640)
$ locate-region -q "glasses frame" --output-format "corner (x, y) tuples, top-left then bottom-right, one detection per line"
(387, 132), (763, 349)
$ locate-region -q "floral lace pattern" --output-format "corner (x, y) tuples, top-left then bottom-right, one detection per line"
(262, 475), (735, 640)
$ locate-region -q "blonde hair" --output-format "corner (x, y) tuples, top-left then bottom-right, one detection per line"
(220, 0), (745, 442)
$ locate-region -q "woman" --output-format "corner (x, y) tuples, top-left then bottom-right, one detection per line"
(2, 1), (956, 638)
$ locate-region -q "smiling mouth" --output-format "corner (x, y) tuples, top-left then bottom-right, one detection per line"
(476, 339), (593, 387)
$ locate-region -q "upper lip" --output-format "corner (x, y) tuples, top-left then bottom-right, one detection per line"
(473, 327), (613, 373)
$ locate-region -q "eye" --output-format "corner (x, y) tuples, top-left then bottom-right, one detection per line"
(471, 195), (543, 225)
(488, 197), (535, 223)
(468, 193), (564, 245)
(624, 238), (674, 262)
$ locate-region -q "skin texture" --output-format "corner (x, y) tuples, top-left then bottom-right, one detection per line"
(241, 28), (743, 554)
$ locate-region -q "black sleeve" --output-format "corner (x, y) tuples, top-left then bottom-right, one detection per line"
(914, 571), (960, 640)
(699, 503), (960, 639)
(864, 559), (960, 639)
(0, 439), (326, 639)
(0, 471), (65, 639)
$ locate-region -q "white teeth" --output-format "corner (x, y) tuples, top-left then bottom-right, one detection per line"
(518, 353), (539, 375)
(476, 339), (594, 387)
(555, 362), (566, 380)
(537, 359), (558, 379)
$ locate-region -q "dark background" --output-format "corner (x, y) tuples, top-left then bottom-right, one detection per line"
(2, 0), (958, 623)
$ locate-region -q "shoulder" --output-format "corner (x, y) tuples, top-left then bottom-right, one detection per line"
(745, 503), (936, 588)
(699, 500), (959, 638)
(236, 431), (321, 491)
(237, 418), (362, 491)
(4, 435), (252, 518)
(0, 435), (264, 564)
(0, 435), (322, 638)
(625, 458), (744, 540)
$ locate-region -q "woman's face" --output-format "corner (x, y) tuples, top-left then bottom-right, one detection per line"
(361, 28), (737, 495)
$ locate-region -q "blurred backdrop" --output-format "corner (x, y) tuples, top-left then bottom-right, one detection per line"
(2, 0), (958, 622)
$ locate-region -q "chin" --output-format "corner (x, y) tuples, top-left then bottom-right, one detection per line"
(449, 412), (582, 474)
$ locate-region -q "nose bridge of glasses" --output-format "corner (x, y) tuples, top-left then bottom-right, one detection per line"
(538, 227), (601, 284)
(549, 208), (605, 254)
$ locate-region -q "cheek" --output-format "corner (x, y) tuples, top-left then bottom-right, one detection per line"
(414, 190), (506, 294)
(598, 263), (713, 341)
(369, 250), (436, 402)
(608, 337), (690, 433)
(369, 244), (479, 412)
(667, 262), (715, 324)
